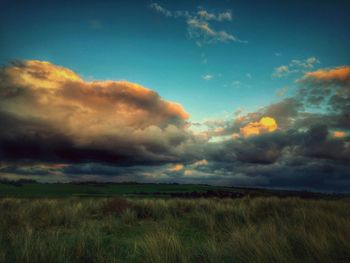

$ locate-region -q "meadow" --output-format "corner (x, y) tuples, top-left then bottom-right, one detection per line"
(0, 181), (236, 197)
(0, 196), (350, 263)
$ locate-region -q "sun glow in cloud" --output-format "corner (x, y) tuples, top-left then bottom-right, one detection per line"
(240, 117), (278, 137)
(332, 131), (346, 138)
(168, 164), (184, 172)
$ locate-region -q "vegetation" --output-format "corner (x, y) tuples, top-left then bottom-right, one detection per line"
(0, 181), (346, 199)
(0, 196), (349, 263)
(0, 182), (229, 198)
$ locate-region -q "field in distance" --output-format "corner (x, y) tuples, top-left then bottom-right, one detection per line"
(0, 180), (347, 198)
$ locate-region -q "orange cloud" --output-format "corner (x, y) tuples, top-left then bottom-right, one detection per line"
(168, 164), (184, 172)
(3, 60), (82, 89)
(240, 117), (278, 137)
(332, 131), (346, 138)
(184, 169), (193, 176)
(192, 159), (208, 166)
(1, 60), (189, 132)
(0, 60), (191, 164)
(303, 66), (350, 84)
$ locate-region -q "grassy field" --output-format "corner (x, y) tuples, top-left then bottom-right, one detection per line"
(1, 196), (350, 263)
(0, 181), (345, 199)
(0, 182), (233, 197)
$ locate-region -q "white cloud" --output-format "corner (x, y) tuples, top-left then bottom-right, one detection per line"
(218, 11), (232, 22)
(149, 3), (245, 45)
(272, 57), (320, 78)
(203, 74), (213, 80)
(187, 18), (238, 44)
(197, 10), (216, 21)
(272, 65), (291, 78)
(197, 9), (232, 22)
(290, 57), (320, 69)
(149, 3), (172, 17)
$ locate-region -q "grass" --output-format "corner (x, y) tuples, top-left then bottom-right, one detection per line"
(1, 181), (346, 199)
(0, 182), (233, 197)
(0, 197), (349, 262)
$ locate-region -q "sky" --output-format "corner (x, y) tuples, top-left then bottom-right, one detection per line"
(0, 0), (350, 192)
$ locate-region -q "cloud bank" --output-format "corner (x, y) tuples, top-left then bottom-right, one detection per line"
(0, 61), (349, 192)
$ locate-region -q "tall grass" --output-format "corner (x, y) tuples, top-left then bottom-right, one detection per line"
(0, 197), (349, 263)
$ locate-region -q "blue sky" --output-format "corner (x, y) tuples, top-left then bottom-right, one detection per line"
(1, 0), (349, 122)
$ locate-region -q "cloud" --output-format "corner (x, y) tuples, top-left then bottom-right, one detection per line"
(297, 66), (350, 119)
(0, 60), (192, 165)
(275, 86), (289, 97)
(272, 57), (320, 78)
(187, 17), (247, 45)
(149, 3), (172, 17)
(217, 11), (232, 22)
(332, 131), (346, 138)
(192, 159), (208, 167)
(301, 66), (350, 85)
(272, 65), (291, 78)
(202, 74), (213, 80)
(187, 66), (350, 191)
(202, 98), (301, 137)
(184, 169), (193, 176)
(168, 164), (184, 172)
(1, 62), (350, 192)
(197, 9), (232, 22)
(264, 98), (303, 129)
(290, 57), (320, 69)
(149, 3), (244, 45)
(240, 117), (278, 137)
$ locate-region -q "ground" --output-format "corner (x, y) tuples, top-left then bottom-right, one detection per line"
(0, 182), (349, 263)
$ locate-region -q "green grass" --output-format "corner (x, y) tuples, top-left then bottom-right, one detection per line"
(0, 197), (349, 262)
(1, 182), (344, 199)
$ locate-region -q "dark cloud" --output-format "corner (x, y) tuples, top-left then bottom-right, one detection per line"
(264, 98), (303, 128)
(1, 61), (349, 192)
(298, 66), (350, 114)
